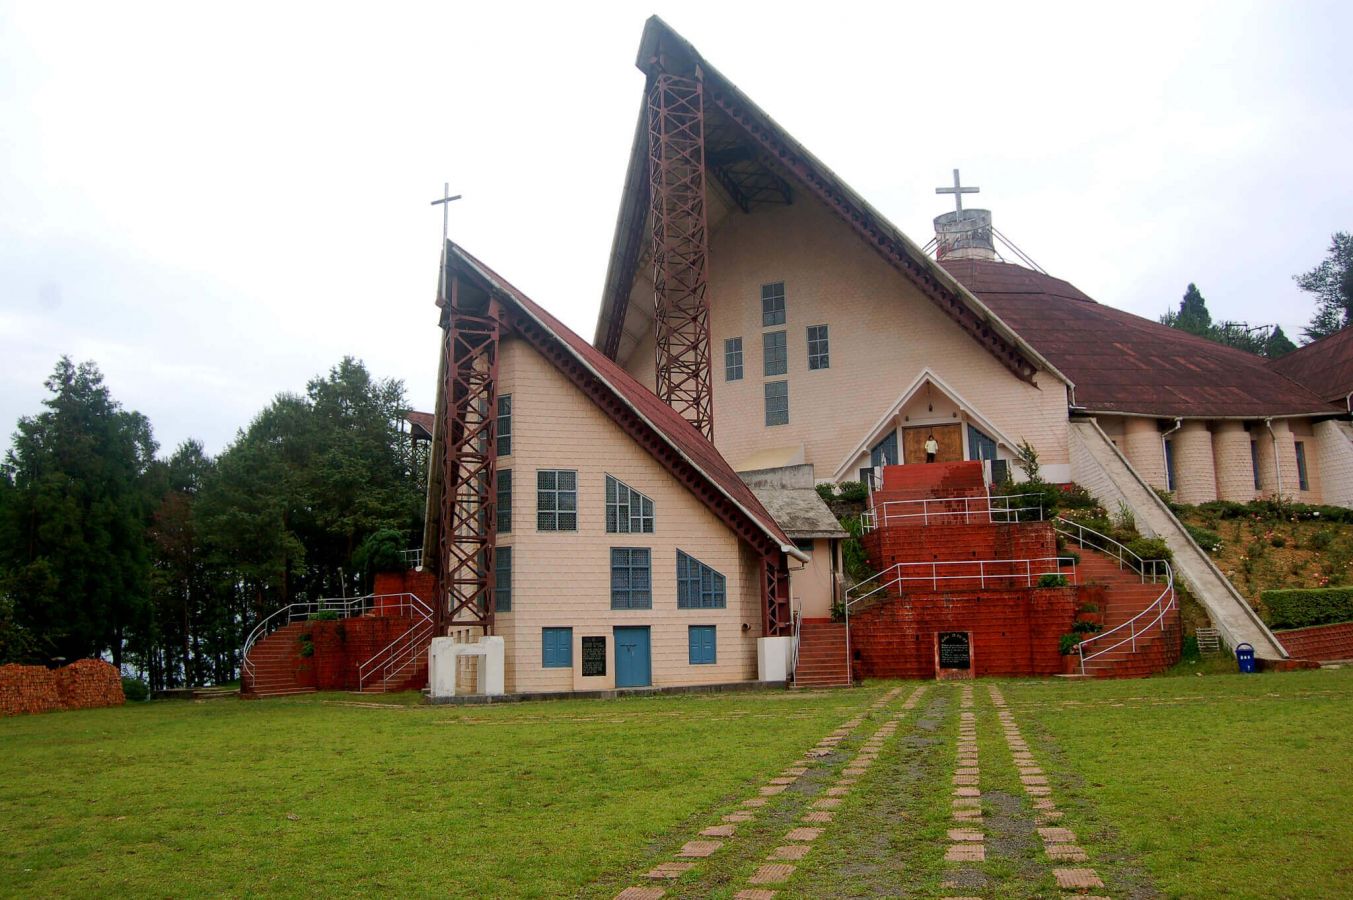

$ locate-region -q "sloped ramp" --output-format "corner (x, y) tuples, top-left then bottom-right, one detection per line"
(1068, 418), (1287, 660)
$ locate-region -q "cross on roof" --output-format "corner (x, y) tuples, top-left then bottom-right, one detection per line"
(936, 168), (979, 213)
(431, 182), (462, 303)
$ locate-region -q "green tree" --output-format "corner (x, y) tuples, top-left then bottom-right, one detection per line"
(1, 358), (157, 665)
(1160, 283), (1213, 336)
(1161, 284), (1295, 358)
(1263, 324), (1297, 358)
(1297, 231), (1353, 341)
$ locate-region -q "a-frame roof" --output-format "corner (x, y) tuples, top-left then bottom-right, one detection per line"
(592, 15), (1068, 389)
(441, 241), (805, 561)
(1268, 325), (1353, 407)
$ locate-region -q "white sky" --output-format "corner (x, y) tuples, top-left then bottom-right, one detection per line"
(2, 1), (1350, 458)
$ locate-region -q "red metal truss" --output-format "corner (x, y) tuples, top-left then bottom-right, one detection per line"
(763, 554), (792, 637)
(435, 287), (501, 633)
(647, 72), (715, 440)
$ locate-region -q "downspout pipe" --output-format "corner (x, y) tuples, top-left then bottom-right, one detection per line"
(1161, 418), (1183, 491)
(1264, 418), (1284, 498)
(1345, 391), (1352, 415)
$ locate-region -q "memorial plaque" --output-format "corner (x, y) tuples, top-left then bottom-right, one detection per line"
(581, 636), (607, 677)
(938, 632), (971, 670)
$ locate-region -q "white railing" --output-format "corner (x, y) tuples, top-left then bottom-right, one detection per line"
(1053, 517), (1176, 673)
(402, 548), (424, 569)
(845, 557), (1077, 608)
(861, 494), (1043, 531)
(240, 592), (430, 688)
(357, 593), (436, 691)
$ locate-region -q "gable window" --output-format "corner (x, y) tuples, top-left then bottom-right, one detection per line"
(807, 325), (829, 370)
(606, 475), (654, 533)
(1251, 440), (1261, 490)
(494, 546), (512, 612)
(763, 331), (787, 377)
(725, 338), (743, 381)
(677, 551), (727, 609)
(497, 469), (512, 533)
(765, 381), (789, 426)
(610, 548), (652, 609)
(537, 469), (577, 531)
(688, 625), (717, 665)
(542, 627), (572, 668)
(1296, 441), (1310, 491)
(761, 282), (786, 327)
(497, 395), (512, 456)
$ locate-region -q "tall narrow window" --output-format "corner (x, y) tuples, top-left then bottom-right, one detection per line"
(606, 475), (654, 533)
(494, 547), (512, 612)
(497, 469), (512, 533)
(724, 338), (743, 381)
(1164, 439), (1176, 492)
(1295, 441), (1310, 491)
(765, 381), (789, 426)
(763, 331), (787, 377)
(761, 282), (786, 326)
(537, 470), (577, 531)
(610, 548), (652, 609)
(677, 551), (727, 609)
(542, 627), (572, 668)
(807, 325), (829, 370)
(1251, 440), (1261, 490)
(497, 395), (512, 456)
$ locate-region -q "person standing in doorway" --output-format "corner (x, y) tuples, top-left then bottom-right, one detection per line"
(925, 433), (938, 463)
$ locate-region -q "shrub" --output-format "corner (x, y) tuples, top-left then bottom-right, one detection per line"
(1061, 550), (1081, 566)
(1126, 536), (1172, 563)
(1038, 573), (1069, 588)
(1309, 529), (1336, 551)
(1270, 535), (1287, 549)
(1077, 601), (1100, 614)
(1113, 500), (1136, 534)
(121, 676), (150, 702)
(1059, 483), (1098, 509)
(837, 481), (868, 503)
(308, 610), (340, 621)
(1014, 438), (1041, 482)
(1198, 500), (1249, 519)
(1185, 524), (1223, 553)
(1072, 619), (1103, 634)
(1059, 633), (1083, 655)
(298, 633), (315, 658)
(354, 528), (407, 576)
(1003, 479), (1061, 521)
(1262, 587), (1353, 629)
(815, 483), (837, 502)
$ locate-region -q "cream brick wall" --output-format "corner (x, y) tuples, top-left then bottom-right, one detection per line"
(790, 538), (836, 619)
(1314, 420), (1353, 507)
(1289, 419), (1323, 504)
(1212, 420), (1256, 502)
(493, 337), (763, 694)
(1121, 417), (1167, 490)
(620, 196), (1069, 481)
(1255, 419), (1300, 500)
(1172, 420), (1218, 504)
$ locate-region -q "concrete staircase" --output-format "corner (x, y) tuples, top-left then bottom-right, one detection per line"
(1074, 547), (1182, 678)
(241, 622), (317, 699)
(793, 620), (850, 688)
(1069, 419), (1287, 660)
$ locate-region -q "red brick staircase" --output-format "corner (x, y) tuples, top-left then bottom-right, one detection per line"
(792, 620), (850, 688)
(1069, 546), (1181, 678)
(241, 622), (317, 698)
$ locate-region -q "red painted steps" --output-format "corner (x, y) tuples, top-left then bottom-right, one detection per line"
(241, 621), (317, 699)
(793, 620), (851, 688)
(1071, 547), (1181, 678)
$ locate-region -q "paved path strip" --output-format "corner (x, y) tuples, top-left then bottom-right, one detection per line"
(613, 686), (910, 900)
(728, 685), (929, 899)
(987, 684), (1111, 899)
(944, 683), (985, 868)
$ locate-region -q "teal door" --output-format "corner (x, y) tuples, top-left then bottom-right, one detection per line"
(614, 626), (652, 688)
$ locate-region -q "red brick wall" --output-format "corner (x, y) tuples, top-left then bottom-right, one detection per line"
(849, 586), (1080, 679)
(373, 569), (437, 613)
(302, 617), (426, 691)
(863, 522), (1059, 570)
(1, 659), (124, 716)
(1275, 622), (1353, 662)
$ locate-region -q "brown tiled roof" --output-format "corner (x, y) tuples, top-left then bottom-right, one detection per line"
(942, 259), (1340, 419)
(405, 411), (435, 438)
(445, 241), (800, 556)
(1268, 326), (1353, 406)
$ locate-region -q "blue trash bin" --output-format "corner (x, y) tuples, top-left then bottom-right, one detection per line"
(1236, 642), (1256, 673)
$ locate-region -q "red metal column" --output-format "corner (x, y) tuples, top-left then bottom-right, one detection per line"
(647, 72), (714, 441)
(764, 553), (791, 636)
(435, 284), (500, 633)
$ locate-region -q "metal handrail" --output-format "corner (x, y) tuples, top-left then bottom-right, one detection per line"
(357, 594), (435, 690)
(402, 548), (423, 569)
(861, 494), (1043, 531)
(1053, 517), (1177, 672)
(846, 557), (1077, 609)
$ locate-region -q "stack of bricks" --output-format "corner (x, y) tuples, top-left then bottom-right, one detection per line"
(1, 659), (124, 716)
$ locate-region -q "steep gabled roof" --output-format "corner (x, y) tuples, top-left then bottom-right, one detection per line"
(592, 16), (1067, 388)
(404, 411), (435, 439)
(443, 241), (804, 560)
(943, 259), (1340, 419)
(1268, 325), (1353, 407)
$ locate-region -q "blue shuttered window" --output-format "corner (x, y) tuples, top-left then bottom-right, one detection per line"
(677, 551), (727, 609)
(688, 626), (716, 665)
(611, 548), (652, 609)
(494, 547), (512, 612)
(542, 627), (572, 668)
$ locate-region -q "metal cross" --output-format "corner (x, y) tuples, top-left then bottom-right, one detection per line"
(431, 182), (462, 303)
(936, 168), (979, 212)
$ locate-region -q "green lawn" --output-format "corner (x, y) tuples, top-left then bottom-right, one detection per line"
(3, 670), (1352, 898)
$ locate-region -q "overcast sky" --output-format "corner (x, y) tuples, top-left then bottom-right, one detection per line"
(2, 1), (1350, 459)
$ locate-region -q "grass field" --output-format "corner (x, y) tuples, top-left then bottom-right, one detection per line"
(3, 669), (1352, 898)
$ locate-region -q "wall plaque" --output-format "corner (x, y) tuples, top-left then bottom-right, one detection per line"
(938, 632), (972, 670)
(581, 636), (607, 677)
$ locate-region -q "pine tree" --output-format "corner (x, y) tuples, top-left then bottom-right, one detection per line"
(1162, 283), (1213, 336)
(1297, 232), (1353, 341)
(1264, 325), (1297, 358)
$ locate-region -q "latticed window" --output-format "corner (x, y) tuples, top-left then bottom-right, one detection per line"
(494, 546), (512, 612)
(807, 325), (829, 370)
(606, 475), (654, 533)
(611, 548), (652, 609)
(537, 469), (577, 531)
(763, 331), (787, 377)
(497, 395), (512, 456)
(761, 282), (786, 326)
(765, 380), (789, 426)
(677, 550), (727, 609)
(725, 337), (743, 381)
(497, 469), (512, 533)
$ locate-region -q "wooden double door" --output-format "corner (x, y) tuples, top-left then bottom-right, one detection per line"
(902, 424), (963, 463)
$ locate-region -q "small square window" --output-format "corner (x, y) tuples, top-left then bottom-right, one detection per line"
(763, 331), (787, 377)
(807, 325), (829, 370)
(725, 337), (743, 381)
(761, 282), (785, 327)
(765, 381), (788, 427)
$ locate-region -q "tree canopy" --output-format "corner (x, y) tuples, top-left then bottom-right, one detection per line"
(1296, 231), (1353, 341)
(1160, 283), (1295, 359)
